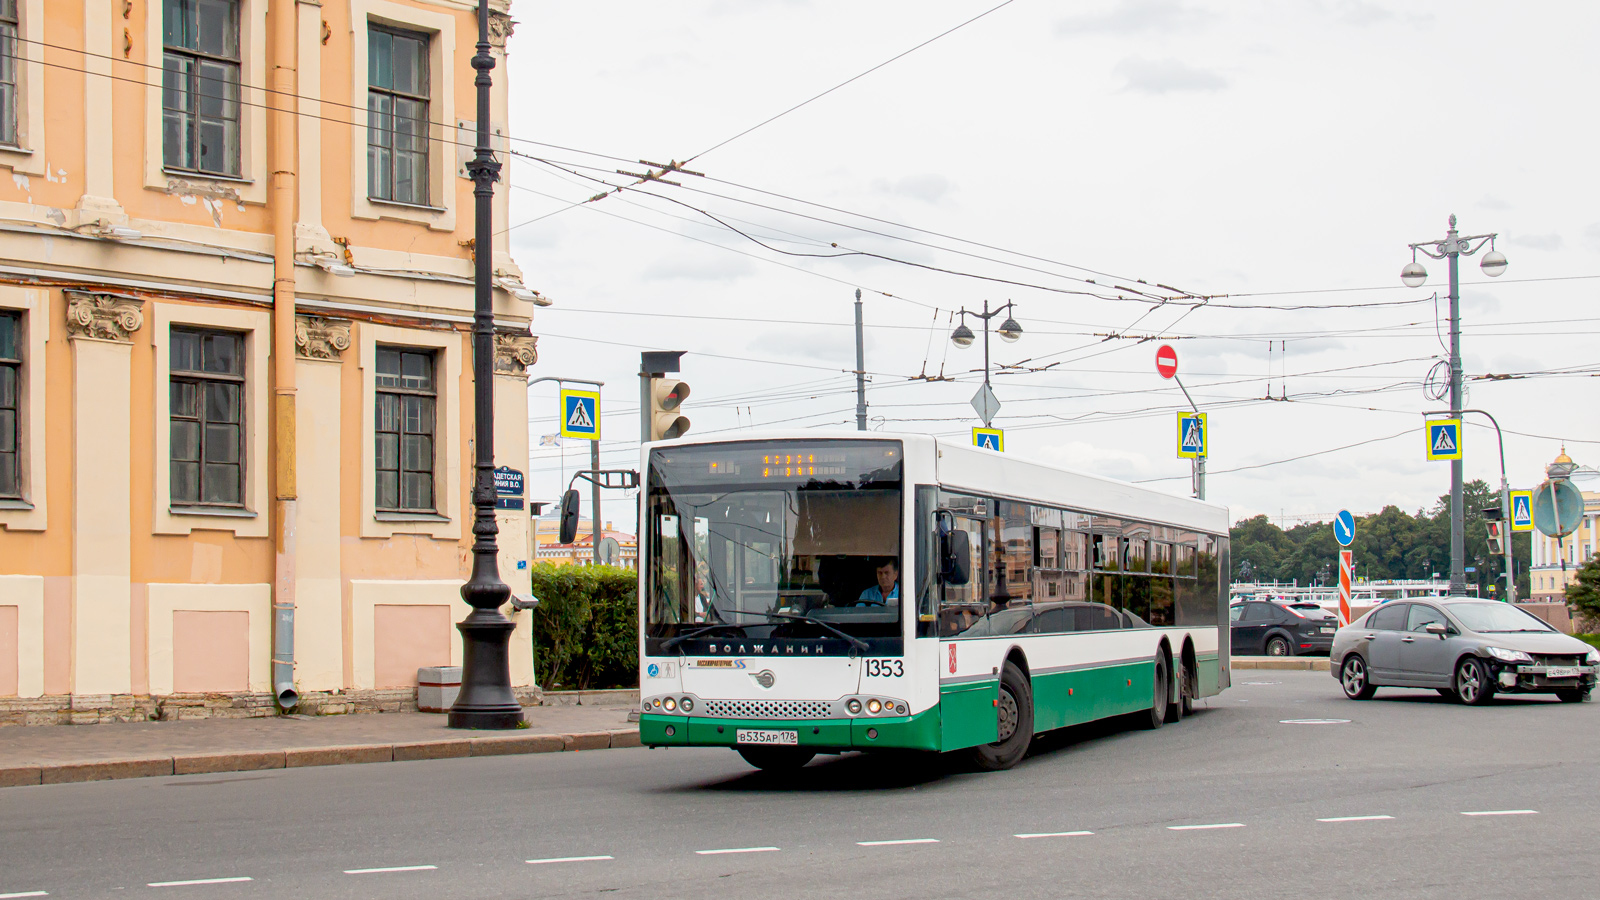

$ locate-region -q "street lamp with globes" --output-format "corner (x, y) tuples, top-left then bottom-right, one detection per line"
(1401, 214), (1507, 595)
(949, 300), (1022, 427)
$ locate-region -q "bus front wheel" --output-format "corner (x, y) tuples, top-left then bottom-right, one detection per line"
(736, 746), (816, 771)
(969, 661), (1034, 771)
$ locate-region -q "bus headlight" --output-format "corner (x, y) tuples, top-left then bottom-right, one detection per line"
(680, 697), (694, 712)
(846, 698), (862, 715)
(663, 697), (677, 712)
(866, 699), (882, 714)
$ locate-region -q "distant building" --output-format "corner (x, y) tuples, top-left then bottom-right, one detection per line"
(1528, 450), (1600, 602)
(533, 516), (638, 569)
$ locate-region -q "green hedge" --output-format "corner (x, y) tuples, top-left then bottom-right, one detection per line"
(527, 563), (638, 691)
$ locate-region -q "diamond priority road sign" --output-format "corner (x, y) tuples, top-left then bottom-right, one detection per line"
(970, 383), (1001, 425)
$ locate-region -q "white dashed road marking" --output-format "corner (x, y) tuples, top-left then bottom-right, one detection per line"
(526, 856), (614, 865)
(1318, 815), (1394, 823)
(1168, 823), (1245, 831)
(147, 878), (253, 888)
(857, 839), (940, 846)
(694, 847), (779, 856)
(343, 866), (438, 875)
(1462, 810), (1537, 817)
(1280, 719), (1351, 725)
(1015, 831), (1093, 839)
(0, 892), (50, 898)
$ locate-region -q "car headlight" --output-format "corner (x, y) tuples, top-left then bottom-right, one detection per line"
(1586, 649), (1599, 664)
(1485, 647), (1533, 664)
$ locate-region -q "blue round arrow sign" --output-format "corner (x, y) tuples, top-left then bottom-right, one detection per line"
(1333, 509), (1355, 546)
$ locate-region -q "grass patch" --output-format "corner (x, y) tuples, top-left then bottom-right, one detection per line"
(1575, 634), (1600, 651)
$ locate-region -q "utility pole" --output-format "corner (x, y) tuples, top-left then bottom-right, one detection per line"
(1402, 216), (1507, 594)
(449, 0), (520, 729)
(854, 289), (867, 430)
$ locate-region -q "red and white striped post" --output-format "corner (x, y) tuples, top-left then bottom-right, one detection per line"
(1338, 550), (1354, 626)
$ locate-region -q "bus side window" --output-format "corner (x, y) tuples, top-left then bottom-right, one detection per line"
(939, 513), (987, 636)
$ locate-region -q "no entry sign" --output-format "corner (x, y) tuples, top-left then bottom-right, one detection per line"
(1155, 344), (1178, 379)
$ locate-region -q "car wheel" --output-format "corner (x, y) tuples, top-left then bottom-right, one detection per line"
(1556, 688), (1590, 704)
(1436, 688), (1459, 702)
(1265, 635), (1290, 657)
(736, 746), (816, 771)
(968, 661), (1034, 771)
(1340, 654), (1376, 700)
(1455, 657), (1495, 706)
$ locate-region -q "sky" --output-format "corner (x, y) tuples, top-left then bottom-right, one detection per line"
(499, 0), (1600, 535)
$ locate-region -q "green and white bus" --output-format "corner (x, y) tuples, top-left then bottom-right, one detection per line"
(637, 433), (1231, 771)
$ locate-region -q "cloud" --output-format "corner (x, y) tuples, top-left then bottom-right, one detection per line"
(640, 247), (755, 282)
(1114, 57), (1227, 94)
(1057, 0), (1214, 36)
(1509, 233), (1563, 251)
(1477, 196), (1513, 210)
(873, 173), (955, 204)
(1330, 0), (1392, 27)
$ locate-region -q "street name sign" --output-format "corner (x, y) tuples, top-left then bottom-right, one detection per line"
(1334, 509), (1355, 547)
(1509, 489), (1534, 532)
(1155, 344), (1178, 379)
(973, 427), (1004, 452)
(1425, 419), (1461, 461)
(559, 388), (601, 440)
(1176, 412), (1207, 459)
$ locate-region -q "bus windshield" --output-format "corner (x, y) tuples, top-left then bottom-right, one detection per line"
(645, 440), (904, 656)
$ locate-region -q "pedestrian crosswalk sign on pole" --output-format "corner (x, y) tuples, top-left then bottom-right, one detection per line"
(1176, 412), (1207, 459)
(559, 388), (601, 440)
(1509, 489), (1534, 532)
(1425, 418), (1461, 461)
(973, 427), (1004, 452)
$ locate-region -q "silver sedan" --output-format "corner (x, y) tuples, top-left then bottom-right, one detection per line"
(1331, 597), (1599, 705)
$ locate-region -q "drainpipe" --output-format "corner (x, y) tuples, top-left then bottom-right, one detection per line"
(270, 0), (299, 710)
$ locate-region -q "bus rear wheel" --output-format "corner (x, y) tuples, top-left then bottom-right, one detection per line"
(1142, 654), (1169, 730)
(736, 746), (816, 771)
(969, 661), (1033, 771)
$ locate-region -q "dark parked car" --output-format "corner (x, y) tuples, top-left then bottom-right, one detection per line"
(1230, 601), (1336, 656)
(1331, 597), (1599, 704)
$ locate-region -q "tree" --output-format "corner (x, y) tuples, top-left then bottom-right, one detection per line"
(1566, 554), (1600, 633)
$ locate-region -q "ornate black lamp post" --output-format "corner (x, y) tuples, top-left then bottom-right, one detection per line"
(449, 0), (522, 729)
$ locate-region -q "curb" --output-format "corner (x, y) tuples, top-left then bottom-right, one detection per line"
(1231, 657), (1331, 671)
(0, 727), (640, 789)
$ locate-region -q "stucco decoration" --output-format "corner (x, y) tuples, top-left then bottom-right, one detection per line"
(295, 315), (353, 360)
(493, 332), (538, 375)
(488, 10), (515, 48)
(65, 291), (144, 343)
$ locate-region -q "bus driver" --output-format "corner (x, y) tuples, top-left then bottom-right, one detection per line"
(858, 558), (900, 606)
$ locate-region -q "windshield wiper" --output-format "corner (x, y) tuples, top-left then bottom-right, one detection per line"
(660, 623), (744, 652)
(766, 612), (871, 655)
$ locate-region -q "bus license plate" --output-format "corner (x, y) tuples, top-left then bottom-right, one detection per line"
(1545, 666), (1579, 679)
(736, 729), (798, 746)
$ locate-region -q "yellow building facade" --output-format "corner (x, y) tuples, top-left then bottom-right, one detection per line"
(0, 0), (544, 722)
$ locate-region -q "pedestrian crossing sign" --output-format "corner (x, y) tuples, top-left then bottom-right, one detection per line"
(1177, 412), (1207, 459)
(1425, 418), (1461, 461)
(1509, 489), (1534, 532)
(973, 427), (1004, 452)
(559, 388), (601, 440)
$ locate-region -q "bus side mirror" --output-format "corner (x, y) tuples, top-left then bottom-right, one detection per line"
(558, 488), (581, 544)
(941, 528), (971, 585)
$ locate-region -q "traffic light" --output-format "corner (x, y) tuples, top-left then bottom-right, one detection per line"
(647, 377), (690, 440)
(1485, 520), (1505, 555)
(1481, 505), (1503, 521)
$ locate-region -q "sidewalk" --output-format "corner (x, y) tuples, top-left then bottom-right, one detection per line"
(0, 703), (637, 788)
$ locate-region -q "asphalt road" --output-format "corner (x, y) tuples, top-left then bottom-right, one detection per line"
(3, 671), (1596, 899)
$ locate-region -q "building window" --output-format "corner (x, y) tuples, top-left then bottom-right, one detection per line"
(375, 346), (436, 512)
(0, 310), (19, 497)
(170, 328), (245, 506)
(162, 0), (241, 177)
(0, 0), (17, 146)
(367, 25), (430, 206)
